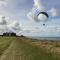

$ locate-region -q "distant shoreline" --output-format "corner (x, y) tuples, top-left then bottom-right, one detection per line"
(0, 35), (60, 41)
(29, 37), (60, 41)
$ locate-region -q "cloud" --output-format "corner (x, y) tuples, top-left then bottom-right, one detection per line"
(0, 16), (7, 25)
(7, 21), (21, 33)
(0, 0), (8, 17)
(27, 11), (38, 22)
(48, 8), (58, 17)
(0, 16), (21, 34)
(27, 0), (59, 23)
(30, 26), (60, 34)
(0, 0), (59, 36)
(0, 0), (7, 8)
(0, 15), (8, 34)
(27, 0), (45, 22)
(20, 27), (30, 33)
(34, 0), (44, 10)
(27, 0), (51, 22)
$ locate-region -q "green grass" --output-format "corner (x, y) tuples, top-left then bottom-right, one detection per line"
(13, 38), (56, 60)
(0, 36), (60, 60)
(0, 36), (15, 55)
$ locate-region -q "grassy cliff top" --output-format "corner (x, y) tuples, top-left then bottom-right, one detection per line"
(0, 36), (60, 60)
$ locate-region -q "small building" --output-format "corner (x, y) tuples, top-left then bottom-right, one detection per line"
(3, 32), (16, 36)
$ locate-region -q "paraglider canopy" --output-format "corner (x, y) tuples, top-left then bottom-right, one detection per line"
(37, 12), (49, 22)
(37, 12), (49, 26)
(37, 12), (49, 18)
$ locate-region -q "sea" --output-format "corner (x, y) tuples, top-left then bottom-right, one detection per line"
(32, 37), (60, 41)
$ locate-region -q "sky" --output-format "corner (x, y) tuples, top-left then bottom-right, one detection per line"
(0, 0), (60, 37)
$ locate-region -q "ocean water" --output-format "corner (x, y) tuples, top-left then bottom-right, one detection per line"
(32, 37), (60, 41)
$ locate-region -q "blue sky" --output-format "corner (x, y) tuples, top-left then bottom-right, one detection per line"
(0, 0), (60, 37)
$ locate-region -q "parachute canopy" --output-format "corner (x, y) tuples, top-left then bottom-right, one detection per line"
(37, 12), (49, 22)
(37, 12), (49, 18)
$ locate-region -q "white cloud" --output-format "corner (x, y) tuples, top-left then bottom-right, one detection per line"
(27, 11), (38, 22)
(27, 0), (45, 22)
(0, 16), (7, 25)
(0, 0), (7, 6)
(30, 26), (60, 34)
(0, 15), (21, 34)
(48, 8), (58, 17)
(0, 15), (8, 34)
(0, 0), (8, 17)
(7, 21), (21, 33)
(34, 0), (44, 10)
(27, 0), (59, 23)
(27, 0), (52, 23)
(0, 0), (59, 36)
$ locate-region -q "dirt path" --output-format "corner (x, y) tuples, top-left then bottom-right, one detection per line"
(0, 37), (57, 60)
(0, 40), (16, 60)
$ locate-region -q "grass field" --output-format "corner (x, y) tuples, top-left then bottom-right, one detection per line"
(0, 36), (60, 60)
(0, 37), (15, 55)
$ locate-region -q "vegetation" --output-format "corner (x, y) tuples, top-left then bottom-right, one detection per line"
(0, 36), (15, 55)
(0, 36), (60, 60)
